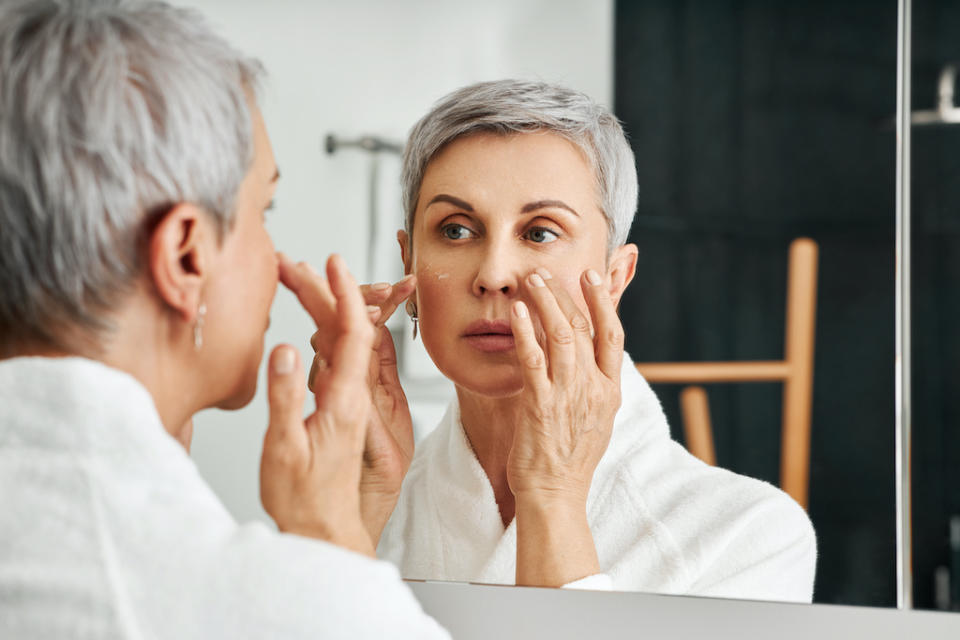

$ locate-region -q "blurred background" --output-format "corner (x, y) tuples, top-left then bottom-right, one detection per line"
(182, 0), (959, 611)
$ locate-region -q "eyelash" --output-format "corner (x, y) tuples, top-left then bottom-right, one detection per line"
(439, 222), (561, 244)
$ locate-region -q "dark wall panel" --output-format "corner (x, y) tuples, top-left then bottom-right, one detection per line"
(615, 0), (898, 607)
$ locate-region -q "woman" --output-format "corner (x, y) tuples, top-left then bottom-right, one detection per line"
(0, 2), (446, 638)
(321, 79), (817, 601)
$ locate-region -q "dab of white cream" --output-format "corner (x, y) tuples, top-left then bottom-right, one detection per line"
(436, 273), (449, 280)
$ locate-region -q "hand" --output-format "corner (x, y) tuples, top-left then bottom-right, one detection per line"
(507, 266), (625, 586)
(259, 254), (376, 556)
(309, 275), (417, 546)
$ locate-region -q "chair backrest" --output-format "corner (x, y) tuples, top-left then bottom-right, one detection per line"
(635, 238), (819, 510)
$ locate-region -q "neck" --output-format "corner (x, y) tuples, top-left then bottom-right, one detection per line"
(457, 386), (525, 528)
(6, 298), (202, 449)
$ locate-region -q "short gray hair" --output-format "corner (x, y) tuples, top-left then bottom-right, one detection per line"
(401, 79), (638, 252)
(0, 0), (263, 351)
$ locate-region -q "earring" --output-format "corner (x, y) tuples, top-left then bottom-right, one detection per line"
(193, 302), (207, 350)
(406, 300), (418, 340)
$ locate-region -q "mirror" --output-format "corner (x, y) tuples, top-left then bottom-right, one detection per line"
(183, 0), (910, 608)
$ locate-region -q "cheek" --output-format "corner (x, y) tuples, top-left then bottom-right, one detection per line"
(248, 230), (278, 297)
(413, 269), (451, 330)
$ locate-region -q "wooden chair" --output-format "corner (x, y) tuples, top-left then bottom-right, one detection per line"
(635, 238), (818, 510)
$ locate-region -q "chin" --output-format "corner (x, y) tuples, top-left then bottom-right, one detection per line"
(439, 359), (525, 399)
(215, 368), (260, 410)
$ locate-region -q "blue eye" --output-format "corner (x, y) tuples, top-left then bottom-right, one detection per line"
(441, 223), (475, 240)
(526, 227), (559, 244)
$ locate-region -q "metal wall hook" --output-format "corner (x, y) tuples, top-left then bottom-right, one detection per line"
(324, 134), (403, 155)
(910, 63), (960, 125)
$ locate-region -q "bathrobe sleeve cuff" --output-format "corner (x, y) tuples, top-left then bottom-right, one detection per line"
(561, 573), (614, 591)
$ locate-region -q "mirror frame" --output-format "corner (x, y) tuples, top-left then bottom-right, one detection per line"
(895, 0), (913, 610)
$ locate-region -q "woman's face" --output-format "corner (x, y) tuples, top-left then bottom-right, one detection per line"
(402, 131), (636, 397)
(203, 106), (280, 409)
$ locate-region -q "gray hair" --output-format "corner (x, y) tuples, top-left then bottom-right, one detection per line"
(0, 0), (263, 351)
(401, 79), (638, 252)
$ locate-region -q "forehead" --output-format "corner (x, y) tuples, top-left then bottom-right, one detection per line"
(419, 131), (596, 201)
(250, 106), (276, 177)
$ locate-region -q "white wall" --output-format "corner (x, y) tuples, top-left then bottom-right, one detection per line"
(185, 0), (614, 526)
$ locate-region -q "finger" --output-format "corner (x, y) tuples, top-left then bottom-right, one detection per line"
(278, 254), (337, 330)
(362, 282), (393, 306)
(509, 300), (550, 396)
(366, 325), (409, 449)
(536, 267), (595, 366)
(318, 255), (376, 416)
(376, 274), (416, 328)
(307, 351), (333, 394)
(581, 268), (625, 380)
(265, 345), (308, 455)
(523, 268), (577, 381)
(374, 324), (403, 394)
(310, 306), (381, 357)
(360, 275), (416, 328)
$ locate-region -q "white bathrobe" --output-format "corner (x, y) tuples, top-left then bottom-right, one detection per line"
(378, 354), (817, 602)
(0, 357), (448, 639)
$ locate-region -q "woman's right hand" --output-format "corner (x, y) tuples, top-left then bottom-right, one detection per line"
(308, 275), (417, 547)
(260, 255), (376, 557)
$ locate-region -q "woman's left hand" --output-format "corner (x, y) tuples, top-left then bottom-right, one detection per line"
(507, 266), (625, 586)
(308, 276), (417, 547)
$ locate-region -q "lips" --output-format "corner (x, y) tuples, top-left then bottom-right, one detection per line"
(462, 319), (515, 353)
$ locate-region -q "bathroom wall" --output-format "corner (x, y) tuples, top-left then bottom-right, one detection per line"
(184, 0), (614, 528)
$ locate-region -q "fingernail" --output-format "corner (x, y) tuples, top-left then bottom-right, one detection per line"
(399, 274), (415, 284)
(529, 273), (545, 288)
(536, 267), (553, 280)
(367, 305), (381, 314)
(371, 282), (391, 291)
(586, 269), (602, 286)
(513, 301), (528, 318)
(274, 347), (295, 374)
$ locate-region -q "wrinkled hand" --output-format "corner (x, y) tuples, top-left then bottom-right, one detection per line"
(507, 266), (624, 586)
(308, 275), (417, 546)
(259, 254), (376, 556)
(506, 267), (624, 506)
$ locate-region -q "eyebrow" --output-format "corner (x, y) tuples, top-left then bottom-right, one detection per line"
(426, 194), (473, 211)
(426, 194), (580, 218)
(521, 199), (580, 217)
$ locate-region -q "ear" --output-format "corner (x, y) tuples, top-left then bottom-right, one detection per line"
(397, 229), (412, 276)
(606, 243), (638, 307)
(147, 203), (212, 322)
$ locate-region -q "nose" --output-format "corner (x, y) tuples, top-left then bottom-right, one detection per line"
(472, 238), (521, 297)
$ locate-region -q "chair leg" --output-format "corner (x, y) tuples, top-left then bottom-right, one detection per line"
(681, 385), (716, 466)
(781, 238), (818, 510)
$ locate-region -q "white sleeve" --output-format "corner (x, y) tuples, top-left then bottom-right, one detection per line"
(185, 524), (451, 640)
(687, 495), (818, 603)
(562, 573), (614, 591)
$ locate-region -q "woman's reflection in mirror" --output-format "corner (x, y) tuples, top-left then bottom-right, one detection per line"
(310, 79), (818, 601)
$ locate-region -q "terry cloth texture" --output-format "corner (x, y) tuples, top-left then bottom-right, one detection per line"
(378, 353), (817, 602)
(0, 357), (448, 639)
